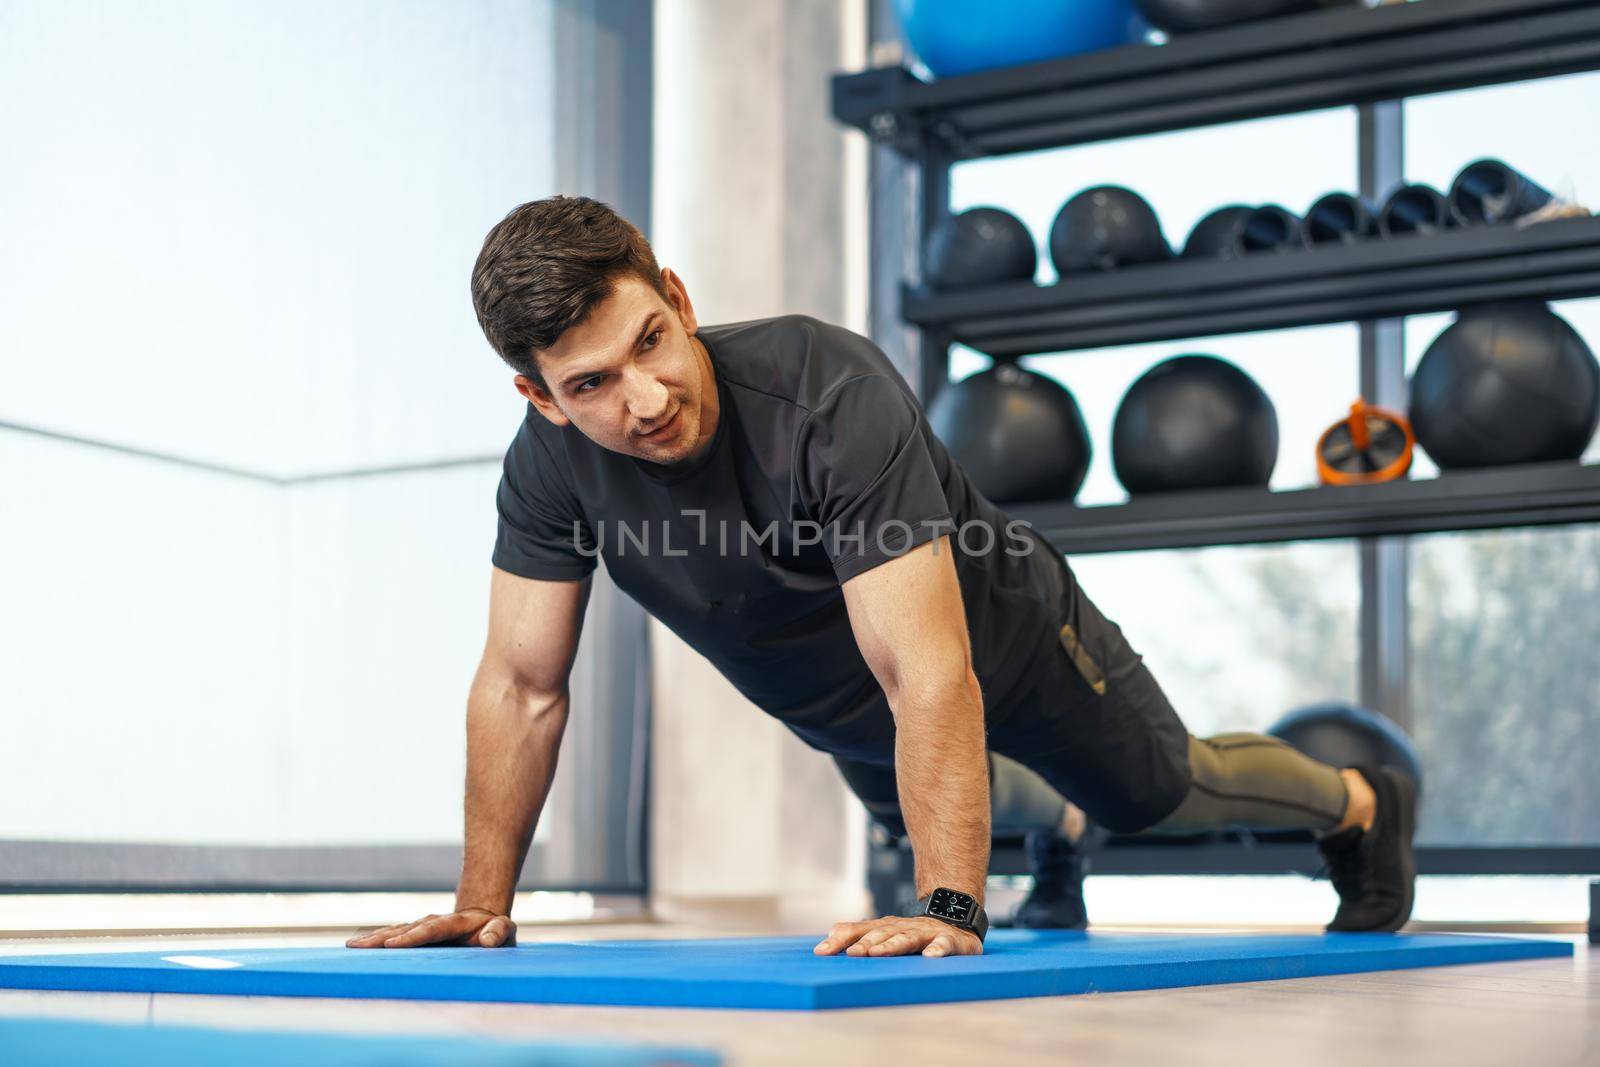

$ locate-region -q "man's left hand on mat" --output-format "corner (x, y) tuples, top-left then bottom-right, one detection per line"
(813, 916), (983, 958)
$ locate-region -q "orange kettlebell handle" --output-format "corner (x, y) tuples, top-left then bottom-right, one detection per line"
(1317, 397), (1415, 487)
(1348, 399), (1371, 451)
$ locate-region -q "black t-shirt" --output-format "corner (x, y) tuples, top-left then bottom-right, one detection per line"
(492, 315), (1073, 762)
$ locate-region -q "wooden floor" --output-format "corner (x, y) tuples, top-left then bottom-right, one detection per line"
(1, 923), (1595, 1066)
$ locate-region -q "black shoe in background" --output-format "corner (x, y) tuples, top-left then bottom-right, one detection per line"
(1318, 765), (1418, 932)
(1013, 824), (1104, 930)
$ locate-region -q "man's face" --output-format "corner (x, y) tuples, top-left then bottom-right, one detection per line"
(515, 270), (716, 466)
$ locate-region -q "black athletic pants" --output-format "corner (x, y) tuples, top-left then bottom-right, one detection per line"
(833, 577), (1349, 839)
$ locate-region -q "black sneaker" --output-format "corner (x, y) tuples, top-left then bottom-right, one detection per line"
(1013, 824), (1104, 930)
(1318, 765), (1418, 932)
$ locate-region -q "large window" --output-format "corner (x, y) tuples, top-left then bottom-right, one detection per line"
(1406, 524), (1600, 847)
(0, 1), (647, 891)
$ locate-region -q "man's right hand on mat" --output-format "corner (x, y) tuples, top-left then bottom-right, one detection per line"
(813, 916), (983, 959)
(345, 908), (516, 949)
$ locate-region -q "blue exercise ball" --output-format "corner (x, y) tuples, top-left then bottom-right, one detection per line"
(896, 0), (1148, 79)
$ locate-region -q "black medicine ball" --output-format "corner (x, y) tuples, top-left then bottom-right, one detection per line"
(1135, 0), (1351, 34)
(925, 207), (1038, 290)
(1182, 205), (1253, 259)
(1112, 355), (1279, 494)
(1049, 185), (1171, 275)
(929, 364), (1092, 504)
(1409, 302), (1600, 470)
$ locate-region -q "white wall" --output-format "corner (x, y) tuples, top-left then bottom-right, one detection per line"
(0, 0), (550, 477)
(649, 0), (871, 924)
(0, 439), (509, 847)
(0, 435), (290, 842)
(0, 1), (566, 851)
(2, 0), (877, 902)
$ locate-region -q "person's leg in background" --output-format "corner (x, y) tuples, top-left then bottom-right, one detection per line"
(831, 751), (1094, 928)
(989, 752), (1097, 929)
(829, 754), (910, 842)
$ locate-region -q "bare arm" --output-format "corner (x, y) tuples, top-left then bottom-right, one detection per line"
(814, 536), (990, 959)
(348, 565), (590, 948)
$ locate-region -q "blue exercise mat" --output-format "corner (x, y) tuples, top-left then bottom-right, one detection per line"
(0, 931), (1570, 1011)
(0, 1017), (720, 1066)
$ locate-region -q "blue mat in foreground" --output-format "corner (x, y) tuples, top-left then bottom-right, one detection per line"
(0, 1017), (719, 1066)
(0, 931), (1570, 1011)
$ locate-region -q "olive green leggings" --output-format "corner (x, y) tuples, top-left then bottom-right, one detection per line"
(1147, 733), (1350, 834)
(837, 733), (1349, 838)
(986, 733), (1349, 835)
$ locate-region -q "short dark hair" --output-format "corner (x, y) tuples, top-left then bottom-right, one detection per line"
(471, 196), (668, 385)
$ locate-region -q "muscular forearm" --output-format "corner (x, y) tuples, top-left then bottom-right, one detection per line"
(455, 668), (569, 915)
(892, 673), (991, 905)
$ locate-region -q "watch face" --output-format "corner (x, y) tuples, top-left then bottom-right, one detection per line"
(927, 888), (975, 923)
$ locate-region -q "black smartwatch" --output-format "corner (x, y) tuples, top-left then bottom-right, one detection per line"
(919, 887), (989, 943)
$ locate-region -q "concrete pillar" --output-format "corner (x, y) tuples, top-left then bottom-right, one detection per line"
(648, 0), (871, 928)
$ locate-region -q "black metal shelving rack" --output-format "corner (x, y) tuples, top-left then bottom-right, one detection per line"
(902, 215), (1600, 358)
(1013, 459), (1600, 555)
(833, 0), (1600, 916)
(834, 0), (1600, 161)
